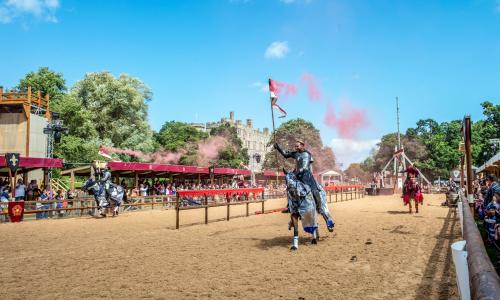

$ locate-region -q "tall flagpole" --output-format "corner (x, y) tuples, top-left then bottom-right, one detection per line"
(269, 78), (279, 185)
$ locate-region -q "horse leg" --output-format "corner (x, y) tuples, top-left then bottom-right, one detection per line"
(291, 214), (299, 251)
(311, 228), (318, 244)
(409, 201), (412, 214)
(415, 200), (419, 214)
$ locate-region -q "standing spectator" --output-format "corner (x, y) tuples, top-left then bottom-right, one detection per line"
(27, 180), (39, 201)
(15, 179), (26, 201)
(484, 174), (499, 207)
(1, 187), (10, 222)
(139, 184), (148, 197)
(55, 190), (67, 217)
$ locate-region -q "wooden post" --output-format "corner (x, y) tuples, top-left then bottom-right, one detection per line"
(245, 193), (249, 217)
(135, 172), (139, 191)
(464, 116), (474, 214)
(335, 188), (338, 202)
(261, 199), (265, 214)
(204, 195), (208, 224)
(226, 193), (230, 221)
(175, 194), (180, 229)
(328, 190), (332, 203)
(70, 171), (75, 191)
(340, 188), (343, 201)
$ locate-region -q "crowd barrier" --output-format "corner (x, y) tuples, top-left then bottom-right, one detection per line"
(456, 192), (500, 299)
(324, 185), (365, 202)
(175, 188), (265, 229)
(0, 185), (366, 225)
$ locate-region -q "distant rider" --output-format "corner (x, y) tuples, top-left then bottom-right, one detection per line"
(99, 166), (112, 200)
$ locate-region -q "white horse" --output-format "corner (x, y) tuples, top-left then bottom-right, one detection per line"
(284, 170), (319, 250)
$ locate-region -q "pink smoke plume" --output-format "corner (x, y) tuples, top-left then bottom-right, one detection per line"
(323, 102), (369, 138)
(197, 136), (228, 166)
(301, 73), (322, 101)
(101, 146), (183, 164)
(273, 80), (298, 100)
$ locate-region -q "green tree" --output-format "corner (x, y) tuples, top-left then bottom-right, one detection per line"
(16, 67), (67, 108)
(70, 72), (156, 153)
(263, 118), (336, 173)
(472, 101), (500, 166)
(155, 121), (208, 151)
(209, 123), (249, 168)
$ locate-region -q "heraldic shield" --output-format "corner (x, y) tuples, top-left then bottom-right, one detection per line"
(8, 202), (24, 222)
(6, 153), (20, 174)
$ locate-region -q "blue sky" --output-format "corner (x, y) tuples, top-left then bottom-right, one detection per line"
(1, 0), (499, 167)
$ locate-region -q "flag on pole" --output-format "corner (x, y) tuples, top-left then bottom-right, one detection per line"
(98, 146), (114, 160)
(268, 78), (287, 118)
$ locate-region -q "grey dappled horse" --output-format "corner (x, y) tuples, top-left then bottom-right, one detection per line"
(284, 170), (319, 250)
(82, 178), (125, 217)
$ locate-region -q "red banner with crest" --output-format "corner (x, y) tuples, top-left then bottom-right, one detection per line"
(8, 201), (24, 222)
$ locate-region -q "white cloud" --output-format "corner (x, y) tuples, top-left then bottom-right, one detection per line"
(249, 81), (268, 93)
(330, 138), (379, 169)
(265, 41), (290, 59)
(0, 0), (60, 24)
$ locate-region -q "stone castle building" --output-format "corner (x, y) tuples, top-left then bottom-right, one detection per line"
(190, 112), (271, 172)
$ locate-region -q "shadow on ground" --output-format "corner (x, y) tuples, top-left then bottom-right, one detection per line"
(415, 209), (459, 299)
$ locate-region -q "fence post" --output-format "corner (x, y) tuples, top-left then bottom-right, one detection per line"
(328, 190), (332, 203)
(246, 194), (249, 217)
(340, 188), (343, 201)
(175, 193), (180, 229)
(204, 194), (208, 225)
(226, 193), (230, 221)
(261, 199), (265, 214)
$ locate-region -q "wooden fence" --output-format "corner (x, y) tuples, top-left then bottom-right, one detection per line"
(324, 185), (365, 202)
(459, 193), (500, 299)
(0, 185), (366, 224)
(175, 188), (265, 229)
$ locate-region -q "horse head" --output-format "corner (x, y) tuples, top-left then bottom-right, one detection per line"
(82, 178), (99, 195)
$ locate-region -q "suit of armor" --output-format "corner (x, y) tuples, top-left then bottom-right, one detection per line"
(275, 144), (322, 208)
(100, 169), (112, 199)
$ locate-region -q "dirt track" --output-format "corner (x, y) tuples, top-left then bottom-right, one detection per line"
(0, 194), (460, 299)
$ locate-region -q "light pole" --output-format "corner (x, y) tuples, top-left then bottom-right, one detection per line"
(43, 113), (68, 185)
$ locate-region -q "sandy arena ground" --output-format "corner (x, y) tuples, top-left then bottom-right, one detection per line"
(0, 194), (460, 299)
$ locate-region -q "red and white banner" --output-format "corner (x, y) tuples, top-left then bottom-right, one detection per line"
(268, 78), (287, 118)
(98, 146), (114, 160)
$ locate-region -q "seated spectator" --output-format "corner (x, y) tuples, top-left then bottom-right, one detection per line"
(55, 190), (67, 218)
(15, 179), (26, 201)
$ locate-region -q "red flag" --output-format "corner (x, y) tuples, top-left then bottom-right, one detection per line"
(98, 146), (113, 160)
(268, 78), (287, 118)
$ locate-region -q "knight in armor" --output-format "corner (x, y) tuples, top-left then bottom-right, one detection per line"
(274, 140), (321, 210)
(99, 166), (112, 200)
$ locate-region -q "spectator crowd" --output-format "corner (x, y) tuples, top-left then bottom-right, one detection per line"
(473, 174), (500, 268)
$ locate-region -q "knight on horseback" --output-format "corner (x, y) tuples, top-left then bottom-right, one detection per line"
(99, 166), (112, 201)
(400, 164), (423, 213)
(274, 140), (335, 232)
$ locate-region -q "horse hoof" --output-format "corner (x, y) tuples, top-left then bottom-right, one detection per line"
(290, 246), (298, 251)
(311, 239), (317, 245)
(328, 226), (334, 233)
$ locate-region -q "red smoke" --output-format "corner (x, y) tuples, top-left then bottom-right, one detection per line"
(324, 102), (369, 138)
(301, 73), (322, 101)
(197, 136), (228, 166)
(101, 146), (183, 164)
(273, 80), (298, 100)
